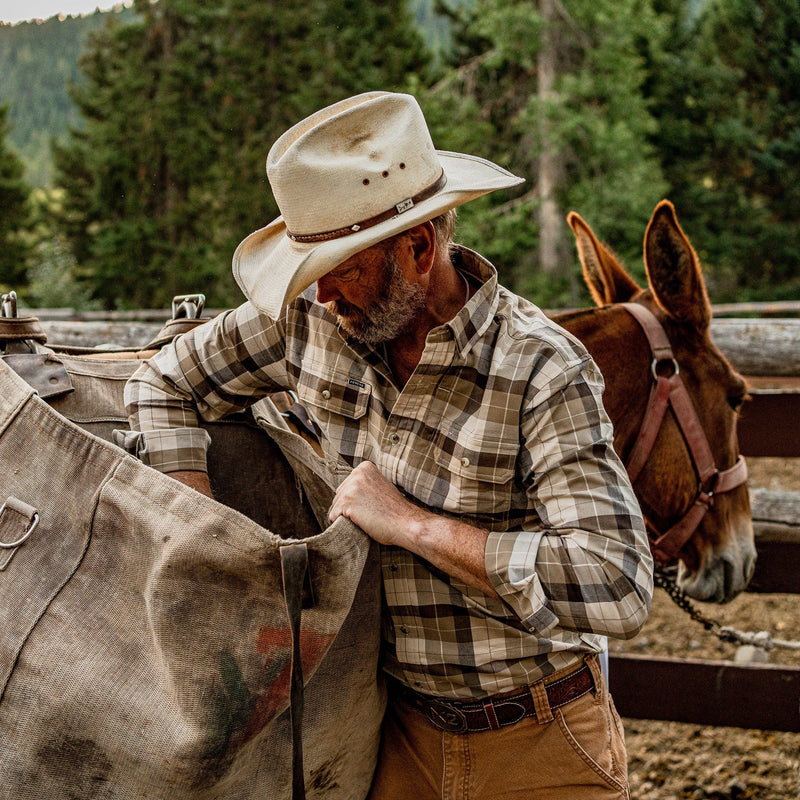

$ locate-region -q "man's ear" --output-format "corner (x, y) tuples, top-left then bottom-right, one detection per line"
(407, 221), (436, 274)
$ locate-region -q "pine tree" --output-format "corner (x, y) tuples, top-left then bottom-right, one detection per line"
(648, 0), (800, 301)
(54, 0), (429, 310)
(423, 0), (668, 307)
(0, 105), (32, 290)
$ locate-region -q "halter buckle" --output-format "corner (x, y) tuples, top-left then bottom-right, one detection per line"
(700, 469), (720, 502)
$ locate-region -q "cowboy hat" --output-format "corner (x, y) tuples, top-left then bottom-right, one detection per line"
(232, 91), (524, 319)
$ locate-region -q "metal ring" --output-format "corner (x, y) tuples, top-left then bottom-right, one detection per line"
(0, 504), (39, 549)
(651, 357), (680, 381)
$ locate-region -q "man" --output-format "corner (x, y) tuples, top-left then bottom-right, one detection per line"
(125, 91), (653, 799)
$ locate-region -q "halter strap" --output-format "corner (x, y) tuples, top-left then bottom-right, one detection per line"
(621, 303), (748, 564)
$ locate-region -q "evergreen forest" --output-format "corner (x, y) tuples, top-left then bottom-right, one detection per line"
(0, 0), (798, 311)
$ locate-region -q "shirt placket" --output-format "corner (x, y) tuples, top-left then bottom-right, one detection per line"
(376, 332), (458, 487)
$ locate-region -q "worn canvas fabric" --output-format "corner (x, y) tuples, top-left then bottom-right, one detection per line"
(0, 356), (383, 800)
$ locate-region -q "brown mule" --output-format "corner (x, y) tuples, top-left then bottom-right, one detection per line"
(555, 200), (755, 602)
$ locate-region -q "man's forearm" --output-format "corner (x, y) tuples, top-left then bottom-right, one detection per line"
(166, 470), (213, 498)
(328, 460), (499, 598)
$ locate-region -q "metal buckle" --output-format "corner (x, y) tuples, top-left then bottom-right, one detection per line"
(171, 293), (206, 320)
(424, 699), (469, 733)
(1, 291), (18, 319)
(699, 470), (720, 503)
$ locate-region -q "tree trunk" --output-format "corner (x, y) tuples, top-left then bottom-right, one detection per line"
(537, 0), (567, 278)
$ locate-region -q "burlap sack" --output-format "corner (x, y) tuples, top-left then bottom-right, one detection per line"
(0, 356), (383, 800)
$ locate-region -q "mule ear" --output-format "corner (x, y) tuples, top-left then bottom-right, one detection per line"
(567, 211), (641, 306)
(644, 200), (711, 330)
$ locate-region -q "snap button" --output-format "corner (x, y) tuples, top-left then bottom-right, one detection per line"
(460, 457), (471, 467)
(390, 432), (400, 444)
(322, 389), (331, 400)
(400, 626), (408, 635)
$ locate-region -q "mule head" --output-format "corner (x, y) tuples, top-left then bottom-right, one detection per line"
(565, 200), (755, 602)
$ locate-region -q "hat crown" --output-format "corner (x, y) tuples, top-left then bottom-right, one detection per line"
(267, 93), (442, 237)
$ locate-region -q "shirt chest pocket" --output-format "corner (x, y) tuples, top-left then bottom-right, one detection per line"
(297, 374), (372, 463)
(433, 423), (519, 519)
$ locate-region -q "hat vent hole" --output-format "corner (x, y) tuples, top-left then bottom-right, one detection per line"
(399, 163), (406, 169)
(362, 178), (370, 185)
(382, 170), (389, 177)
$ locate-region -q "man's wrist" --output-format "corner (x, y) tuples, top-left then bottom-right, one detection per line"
(166, 469), (213, 498)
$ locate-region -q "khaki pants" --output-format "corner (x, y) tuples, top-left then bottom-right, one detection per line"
(368, 657), (629, 800)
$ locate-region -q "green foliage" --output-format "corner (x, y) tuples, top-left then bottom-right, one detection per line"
(0, 9), (134, 187)
(647, 0), (800, 301)
(423, 0), (668, 307)
(5, 0), (800, 309)
(0, 105), (33, 289)
(54, 0), (430, 309)
(9, 188), (100, 310)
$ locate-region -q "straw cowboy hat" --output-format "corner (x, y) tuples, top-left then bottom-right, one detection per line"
(233, 91), (524, 319)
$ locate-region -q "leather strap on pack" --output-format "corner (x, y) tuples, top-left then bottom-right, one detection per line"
(0, 317), (47, 347)
(280, 542), (310, 800)
(1, 353), (74, 400)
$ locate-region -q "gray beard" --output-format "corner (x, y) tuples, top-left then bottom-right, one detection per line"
(328, 253), (425, 345)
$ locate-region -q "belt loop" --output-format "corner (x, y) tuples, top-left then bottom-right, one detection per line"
(482, 699), (500, 730)
(585, 653), (605, 701)
(528, 679), (554, 724)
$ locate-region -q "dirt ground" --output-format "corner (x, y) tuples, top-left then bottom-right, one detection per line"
(618, 457), (799, 800)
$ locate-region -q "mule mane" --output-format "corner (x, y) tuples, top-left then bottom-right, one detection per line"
(549, 303), (631, 330)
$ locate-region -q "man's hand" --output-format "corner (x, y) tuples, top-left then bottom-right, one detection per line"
(166, 470), (213, 499)
(329, 461), (426, 547)
(329, 461), (498, 597)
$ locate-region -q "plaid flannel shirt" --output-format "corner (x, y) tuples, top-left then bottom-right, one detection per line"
(125, 246), (653, 699)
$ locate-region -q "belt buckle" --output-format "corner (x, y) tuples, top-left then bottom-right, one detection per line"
(425, 699), (468, 733)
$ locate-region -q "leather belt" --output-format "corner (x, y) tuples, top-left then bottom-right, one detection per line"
(395, 662), (595, 734)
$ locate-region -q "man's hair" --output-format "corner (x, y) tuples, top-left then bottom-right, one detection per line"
(380, 209), (457, 261)
(431, 209), (457, 258)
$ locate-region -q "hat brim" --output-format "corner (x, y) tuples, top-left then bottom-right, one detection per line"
(233, 150), (524, 319)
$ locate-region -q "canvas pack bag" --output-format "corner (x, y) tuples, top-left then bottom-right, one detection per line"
(0, 354), (384, 800)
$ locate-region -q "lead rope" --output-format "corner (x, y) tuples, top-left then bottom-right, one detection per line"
(654, 564), (800, 652)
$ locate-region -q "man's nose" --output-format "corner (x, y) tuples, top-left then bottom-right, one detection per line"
(316, 273), (341, 304)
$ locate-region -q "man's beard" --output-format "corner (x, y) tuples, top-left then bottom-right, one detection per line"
(328, 252), (426, 345)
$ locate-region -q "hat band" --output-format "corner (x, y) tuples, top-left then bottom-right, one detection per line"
(286, 172), (447, 243)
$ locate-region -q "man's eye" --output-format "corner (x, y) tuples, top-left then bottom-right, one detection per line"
(332, 266), (360, 283)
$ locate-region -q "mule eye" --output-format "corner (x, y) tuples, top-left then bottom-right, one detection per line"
(728, 393), (748, 411)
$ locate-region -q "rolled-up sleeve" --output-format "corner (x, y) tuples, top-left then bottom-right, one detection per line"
(124, 302), (290, 473)
(485, 355), (653, 640)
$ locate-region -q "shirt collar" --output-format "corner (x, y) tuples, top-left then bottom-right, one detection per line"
(445, 246), (501, 359)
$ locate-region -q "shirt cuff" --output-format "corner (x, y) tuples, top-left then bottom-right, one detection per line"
(485, 528), (559, 635)
(113, 427), (212, 473)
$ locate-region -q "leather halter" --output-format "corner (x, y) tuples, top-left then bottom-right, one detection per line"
(621, 302), (748, 564)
